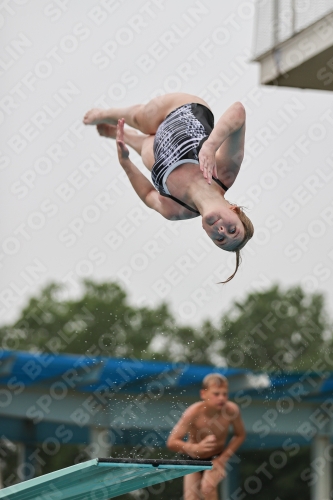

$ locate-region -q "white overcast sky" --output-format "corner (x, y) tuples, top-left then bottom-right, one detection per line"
(1, 0), (333, 328)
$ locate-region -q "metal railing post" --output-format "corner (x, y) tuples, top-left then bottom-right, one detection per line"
(273, 0), (279, 46)
(291, 0), (296, 35)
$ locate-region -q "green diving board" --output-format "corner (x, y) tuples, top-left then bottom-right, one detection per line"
(0, 458), (212, 500)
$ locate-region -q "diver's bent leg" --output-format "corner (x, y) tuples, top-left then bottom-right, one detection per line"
(84, 104), (144, 129)
(135, 93), (211, 134)
(84, 93), (210, 134)
(123, 129), (149, 155)
(96, 123), (150, 157)
(140, 136), (155, 171)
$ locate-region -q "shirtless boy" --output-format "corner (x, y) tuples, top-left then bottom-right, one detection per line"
(167, 374), (246, 500)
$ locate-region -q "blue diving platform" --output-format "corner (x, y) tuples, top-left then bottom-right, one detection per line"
(0, 458), (212, 500)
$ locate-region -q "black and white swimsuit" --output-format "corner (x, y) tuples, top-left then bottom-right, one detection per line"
(151, 103), (228, 214)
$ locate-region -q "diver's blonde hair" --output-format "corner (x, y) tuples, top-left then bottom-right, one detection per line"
(221, 205), (254, 284)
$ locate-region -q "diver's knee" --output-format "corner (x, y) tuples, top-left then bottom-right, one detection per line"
(132, 104), (145, 129)
(141, 136), (155, 170)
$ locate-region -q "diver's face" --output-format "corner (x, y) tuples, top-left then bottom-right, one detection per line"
(202, 208), (245, 250)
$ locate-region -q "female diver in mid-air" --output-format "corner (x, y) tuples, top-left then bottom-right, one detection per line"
(83, 93), (254, 282)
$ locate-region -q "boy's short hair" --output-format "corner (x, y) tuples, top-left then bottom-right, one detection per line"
(202, 373), (228, 389)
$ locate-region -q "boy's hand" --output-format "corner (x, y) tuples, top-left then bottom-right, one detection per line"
(116, 118), (130, 164)
(187, 435), (216, 458)
(196, 435), (217, 455)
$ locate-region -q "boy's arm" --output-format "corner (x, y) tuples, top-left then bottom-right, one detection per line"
(216, 405), (246, 466)
(166, 410), (197, 457)
(167, 407), (215, 458)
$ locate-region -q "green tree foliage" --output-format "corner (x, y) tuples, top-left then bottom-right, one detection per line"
(0, 280), (220, 365)
(0, 281), (331, 371)
(0, 281), (176, 360)
(220, 285), (331, 371)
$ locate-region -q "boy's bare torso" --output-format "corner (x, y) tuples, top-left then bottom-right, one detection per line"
(187, 401), (237, 458)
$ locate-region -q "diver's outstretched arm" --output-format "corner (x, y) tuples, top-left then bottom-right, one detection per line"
(116, 119), (177, 219)
(116, 119), (155, 202)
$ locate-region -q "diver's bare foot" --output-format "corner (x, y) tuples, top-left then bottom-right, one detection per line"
(83, 108), (117, 125)
(96, 123), (117, 139)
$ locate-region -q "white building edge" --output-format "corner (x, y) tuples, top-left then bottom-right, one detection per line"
(253, 0), (333, 91)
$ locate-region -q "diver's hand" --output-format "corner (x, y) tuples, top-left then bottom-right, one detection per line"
(198, 142), (218, 184)
(116, 118), (130, 165)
